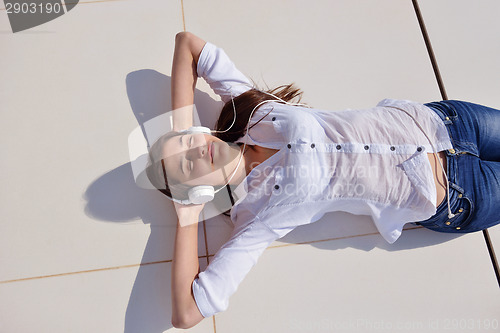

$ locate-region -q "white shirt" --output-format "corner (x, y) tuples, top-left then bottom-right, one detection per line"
(192, 42), (453, 318)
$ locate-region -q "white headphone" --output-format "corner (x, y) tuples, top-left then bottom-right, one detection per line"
(168, 84), (308, 205)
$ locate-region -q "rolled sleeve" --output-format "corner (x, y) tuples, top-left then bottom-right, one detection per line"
(196, 42), (253, 103)
(191, 219), (281, 317)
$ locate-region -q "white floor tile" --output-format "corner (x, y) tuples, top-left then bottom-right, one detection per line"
(418, 0), (500, 106)
(0, 258), (213, 333)
(489, 225), (500, 253)
(203, 215), (234, 256)
(214, 230), (500, 333)
(0, 0), (201, 281)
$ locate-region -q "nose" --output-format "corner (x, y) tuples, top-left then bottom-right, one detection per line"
(186, 145), (205, 161)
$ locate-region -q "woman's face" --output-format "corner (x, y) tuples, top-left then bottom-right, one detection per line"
(161, 132), (242, 188)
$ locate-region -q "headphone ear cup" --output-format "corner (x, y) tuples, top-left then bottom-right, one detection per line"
(188, 185), (215, 204)
(186, 126), (212, 135)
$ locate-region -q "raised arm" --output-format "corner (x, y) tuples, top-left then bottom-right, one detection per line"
(171, 31), (206, 131)
(172, 32), (254, 132)
(170, 203), (205, 329)
(169, 31), (207, 328)
(169, 33), (257, 328)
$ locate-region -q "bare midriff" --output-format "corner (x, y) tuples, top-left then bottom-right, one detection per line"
(427, 151), (448, 208)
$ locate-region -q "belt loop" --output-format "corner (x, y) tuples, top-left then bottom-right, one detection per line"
(449, 181), (464, 194)
(425, 102), (453, 125)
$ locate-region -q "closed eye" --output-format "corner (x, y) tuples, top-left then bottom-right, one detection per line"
(188, 136), (193, 173)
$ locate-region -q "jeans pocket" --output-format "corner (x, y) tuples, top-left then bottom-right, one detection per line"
(417, 189), (474, 233)
(444, 194), (474, 230)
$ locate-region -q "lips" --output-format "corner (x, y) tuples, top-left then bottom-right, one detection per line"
(208, 142), (213, 163)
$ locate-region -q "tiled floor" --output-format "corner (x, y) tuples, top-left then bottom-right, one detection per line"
(1, 1), (499, 332)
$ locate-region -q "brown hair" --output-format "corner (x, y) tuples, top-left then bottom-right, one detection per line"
(146, 83), (305, 204)
(214, 83), (304, 142)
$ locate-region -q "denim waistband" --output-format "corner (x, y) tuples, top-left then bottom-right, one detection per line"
(424, 101), (479, 156)
(424, 102), (455, 125)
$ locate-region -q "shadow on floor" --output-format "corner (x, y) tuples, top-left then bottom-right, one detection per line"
(83, 69), (222, 332)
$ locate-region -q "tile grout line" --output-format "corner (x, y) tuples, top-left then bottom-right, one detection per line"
(212, 315), (217, 333)
(178, 0), (208, 265)
(204, 226), (425, 258)
(0, 258), (178, 285)
(179, 1), (216, 330)
(201, 219), (210, 267)
(179, 1), (215, 330)
(411, 0), (448, 100)
(180, 0), (186, 32)
(411, 0), (500, 288)
(483, 230), (500, 287)
(181, 0), (215, 327)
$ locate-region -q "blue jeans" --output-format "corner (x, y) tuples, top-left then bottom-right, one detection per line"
(415, 100), (500, 233)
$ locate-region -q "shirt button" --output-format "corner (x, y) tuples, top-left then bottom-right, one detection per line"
(458, 194), (463, 198)
(364, 145), (369, 150)
(287, 144), (292, 149)
(336, 145), (341, 150)
(390, 146), (396, 151)
(310, 143), (315, 148)
(417, 147), (423, 152)
(458, 208), (464, 213)
(445, 221), (451, 225)
(272, 117), (276, 121)
(274, 185), (280, 190)
(456, 227), (461, 230)
(445, 116), (450, 121)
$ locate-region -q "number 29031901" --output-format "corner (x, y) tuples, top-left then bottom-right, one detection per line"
(5, 2), (63, 14)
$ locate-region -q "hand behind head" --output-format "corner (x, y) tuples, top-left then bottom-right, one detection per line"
(173, 201), (205, 226)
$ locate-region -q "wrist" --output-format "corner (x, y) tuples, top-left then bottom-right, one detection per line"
(177, 212), (200, 228)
